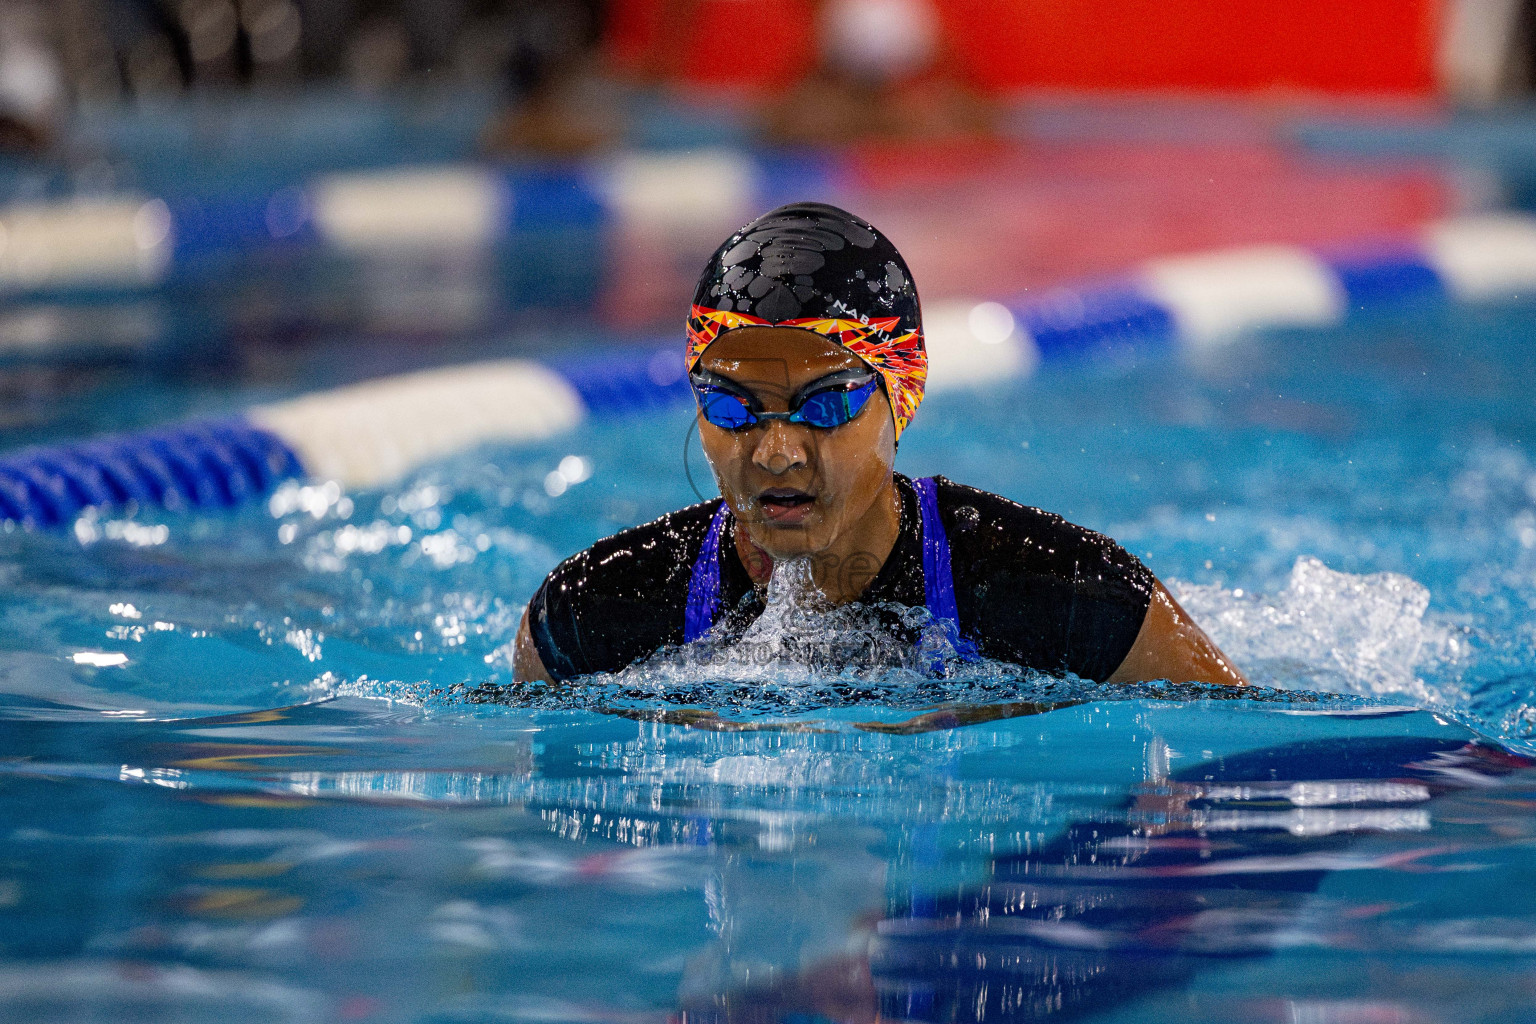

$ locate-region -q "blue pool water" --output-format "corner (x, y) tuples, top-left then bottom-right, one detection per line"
(5, 297), (1536, 1021)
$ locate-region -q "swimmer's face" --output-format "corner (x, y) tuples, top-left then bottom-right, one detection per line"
(696, 326), (898, 562)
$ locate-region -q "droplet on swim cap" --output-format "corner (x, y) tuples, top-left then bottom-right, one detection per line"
(685, 202), (927, 438)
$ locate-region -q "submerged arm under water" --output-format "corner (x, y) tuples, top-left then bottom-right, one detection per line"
(597, 698), (1083, 734)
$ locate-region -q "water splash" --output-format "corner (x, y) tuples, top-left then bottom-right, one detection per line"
(682, 556), (942, 681)
(1170, 556), (1466, 704)
(723, 557), (842, 671)
(333, 553), (1384, 725)
(324, 553), (1403, 723)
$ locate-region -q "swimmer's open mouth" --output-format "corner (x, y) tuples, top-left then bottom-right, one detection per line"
(758, 489), (815, 523)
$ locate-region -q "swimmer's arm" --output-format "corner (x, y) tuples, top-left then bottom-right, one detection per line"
(1107, 581), (1249, 687)
(853, 699), (1082, 734)
(513, 608), (555, 684)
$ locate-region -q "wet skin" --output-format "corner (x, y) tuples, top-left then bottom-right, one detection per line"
(692, 327), (901, 600)
(514, 326), (1247, 689)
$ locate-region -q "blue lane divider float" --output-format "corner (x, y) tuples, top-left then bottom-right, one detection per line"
(0, 418), (301, 529)
(4, 213), (1536, 527)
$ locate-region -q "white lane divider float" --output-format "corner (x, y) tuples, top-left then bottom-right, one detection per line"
(1138, 244), (1348, 346)
(595, 149), (759, 237)
(921, 298), (1038, 390)
(1421, 213), (1536, 300)
(247, 360), (585, 491)
(308, 166), (508, 252)
(0, 197), (173, 292)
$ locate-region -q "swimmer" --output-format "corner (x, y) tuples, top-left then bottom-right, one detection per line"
(514, 202), (1246, 688)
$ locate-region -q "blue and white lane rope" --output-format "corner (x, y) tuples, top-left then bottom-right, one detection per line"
(3, 213), (1536, 527)
(0, 151), (824, 294)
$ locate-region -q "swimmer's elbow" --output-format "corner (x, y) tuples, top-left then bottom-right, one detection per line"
(514, 608), (556, 684)
(1107, 582), (1249, 688)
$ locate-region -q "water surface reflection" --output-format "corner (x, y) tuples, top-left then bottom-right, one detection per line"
(4, 695), (1535, 1022)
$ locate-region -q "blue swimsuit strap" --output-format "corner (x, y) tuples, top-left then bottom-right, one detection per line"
(909, 477), (958, 624)
(684, 501), (731, 643)
(910, 476), (981, 663)
(685, 478), (978, 663)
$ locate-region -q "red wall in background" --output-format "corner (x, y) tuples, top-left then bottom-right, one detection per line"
(608, 0), (818, 90)
(943, 0), (1442, 94)
(607, 0), (1444, 95)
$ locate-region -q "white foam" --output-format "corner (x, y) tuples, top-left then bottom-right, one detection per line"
(685, 558), (921, 682)
(611, 557), (968, 690)
(1170, 556), (1462, 703)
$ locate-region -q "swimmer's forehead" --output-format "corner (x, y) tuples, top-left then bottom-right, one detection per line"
(698, 326), (869, 383)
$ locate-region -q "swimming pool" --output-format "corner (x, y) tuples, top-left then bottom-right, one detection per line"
(4, 288), (1536, 1021)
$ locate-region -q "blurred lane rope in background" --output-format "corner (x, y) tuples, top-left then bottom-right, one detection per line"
(1, 0), (1533, 383)
(2, 1), (1535, 544)
(3, 0), (1536, 539)
(2, 210), (1535, 527)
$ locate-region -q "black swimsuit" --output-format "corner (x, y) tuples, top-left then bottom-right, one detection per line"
(527, 475), (1156, 682)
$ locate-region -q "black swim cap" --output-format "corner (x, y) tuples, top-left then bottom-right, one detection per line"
(685, 202), (927, 436)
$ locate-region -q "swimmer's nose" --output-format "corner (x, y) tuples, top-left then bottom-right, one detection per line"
(751, 419), (809, 476)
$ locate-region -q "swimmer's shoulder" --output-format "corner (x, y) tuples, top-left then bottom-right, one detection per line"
(543, 499), (722, 593)
(930, 477), (1154, 680)
(931, 476), (1151, 588)
(529, 499), (723, 680)
(921, 475), (1142, 564)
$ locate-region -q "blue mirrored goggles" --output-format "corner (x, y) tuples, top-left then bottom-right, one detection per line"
(691, 371), (881, 431)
